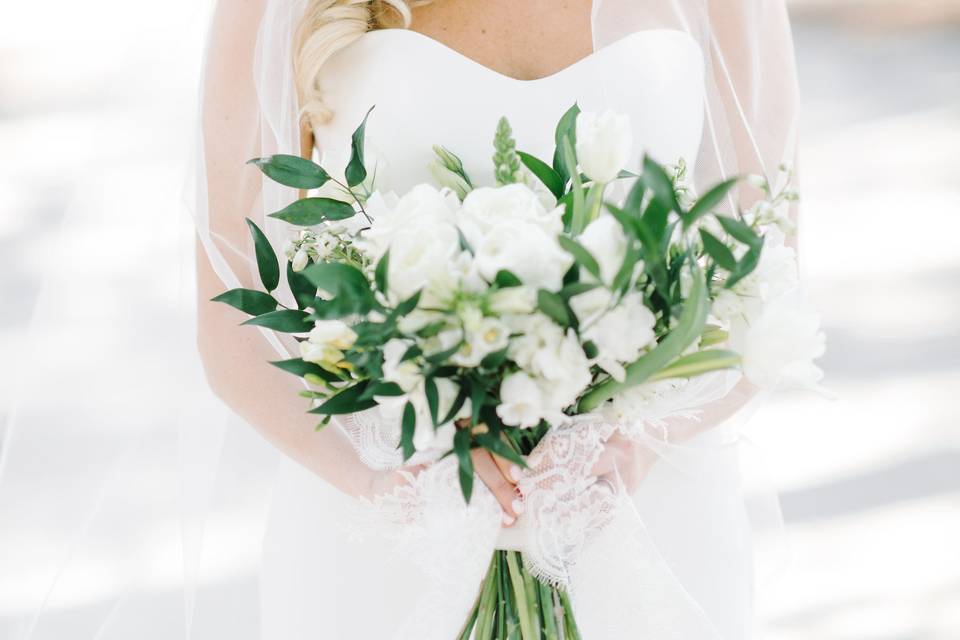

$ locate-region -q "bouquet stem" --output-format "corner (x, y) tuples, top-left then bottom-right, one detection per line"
(460, 551), (581, 640)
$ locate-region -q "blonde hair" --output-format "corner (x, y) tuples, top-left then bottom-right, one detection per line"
(295, 0), (433, 130)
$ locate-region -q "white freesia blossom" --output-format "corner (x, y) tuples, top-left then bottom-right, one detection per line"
(458, 184), (563, 248)
(575, 110), (633, 184)
(735, 292), (826, 391)
(497, 372), (545, 428)
(299, 320), (357, 368)
(581, 293), (656, 382)
(381, 338), (421, 392)
(487, 285), (537, 315)
(291, 248), (309, 272)
(578, 213), (628, 284)
(474, 221), (572, 290)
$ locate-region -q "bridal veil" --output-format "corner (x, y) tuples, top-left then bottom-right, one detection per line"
(0, 1), (799, 638)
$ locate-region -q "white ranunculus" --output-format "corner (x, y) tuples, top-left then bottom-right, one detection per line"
(497, 372), (545, 428)
(735, 292), (826, 391)
(487, 285), (538, 315)
(578, 213), (629, 285)
(575, 110), (633, 184)
(381, 338), (421, 392)
(458, 184), (563, 249)
(474, 221), (572, 290)
(581, 293), (656, 382)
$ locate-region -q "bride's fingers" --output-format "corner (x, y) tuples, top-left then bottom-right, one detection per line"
(489, 438), (525, 486)
(471, 448), (523, 525)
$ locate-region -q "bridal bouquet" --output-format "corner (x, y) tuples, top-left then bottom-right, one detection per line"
(214, 105), (823, 639)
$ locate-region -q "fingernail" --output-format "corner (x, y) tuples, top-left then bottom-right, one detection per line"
(502, 513), (516, 526)
(510, 465), (523, 482)
(512, 498), (525, 515)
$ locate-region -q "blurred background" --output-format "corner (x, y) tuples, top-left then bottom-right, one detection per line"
(1, 1), (958, 638)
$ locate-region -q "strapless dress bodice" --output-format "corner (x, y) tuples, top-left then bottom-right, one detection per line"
(314, 28), (705, 191)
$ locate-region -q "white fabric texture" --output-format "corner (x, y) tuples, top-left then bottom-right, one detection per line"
(0, 1), (800, 639)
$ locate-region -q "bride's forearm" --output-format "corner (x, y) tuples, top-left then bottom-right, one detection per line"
(195, 239), (381, 498)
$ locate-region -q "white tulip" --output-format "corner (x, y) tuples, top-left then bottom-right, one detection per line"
(575, 110), (633, 184)
(497, 372), (545, 428)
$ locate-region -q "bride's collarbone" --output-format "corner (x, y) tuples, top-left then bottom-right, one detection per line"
(408, 0), (594, 82)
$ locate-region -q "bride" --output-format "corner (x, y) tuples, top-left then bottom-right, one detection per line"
(197, 0), (798, 638)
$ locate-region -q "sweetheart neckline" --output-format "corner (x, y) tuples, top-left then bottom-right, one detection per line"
(356, 28), (703, 86)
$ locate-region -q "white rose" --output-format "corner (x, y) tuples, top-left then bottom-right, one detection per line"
(578, 213), (628, 285)
(533, 329), (593, 419)
(497, 372), (545, 428)
(575, 110), (633, 184)
(734, 292), (826, 391)
(458, 184), (563, 249)
(359, 184), (459, 260)
(386, 224), (461, 302)
(474, 221), (572, 290)
(581, 293), (656, 382)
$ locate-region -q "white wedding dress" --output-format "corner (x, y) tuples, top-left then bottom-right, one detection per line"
(260, 26), (755, 640)
(0, 2), (800, 639)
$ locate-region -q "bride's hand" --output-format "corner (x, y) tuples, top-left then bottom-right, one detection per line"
(455, 420), (525, 526)
(590, 431), (658, 494)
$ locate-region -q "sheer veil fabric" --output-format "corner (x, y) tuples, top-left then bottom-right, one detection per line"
(0, 1), (800, 638)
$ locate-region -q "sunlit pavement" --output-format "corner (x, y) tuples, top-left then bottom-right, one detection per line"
(1, 4), (958, 638)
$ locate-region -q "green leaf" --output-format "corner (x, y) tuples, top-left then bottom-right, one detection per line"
(210, 288), (278, 316)
(310, 383), (378, 415)
(358, 381), (405, 400)
(242, 309), (311, 333)
(699, 229), (737, 271)
(393, 290), (422, 316)
(717, 215), (762, 249)
(345, 106), (374, 187)
(648, 349), (741, 381)
(302, 262), (370, 298)
(579, 263), (710, 412)
(400, 401), (417, 460)
(425, 377), (440, 426)
(286, 262), (316, 310)
(375, 250), (389, 294)
(537, 289), (571, 327)
(518, 151), (564, 198)
(559, 281), (599, 300)
(642, 155), (682, 214)
(439, 384), (469, 425)
(557, 236), (601, 281)
(454, 428), (475, 502)
(470, 383), (486, 429)
(245, 218), (280, 292)
(726, 244), (763, 289)
(479, 347), (509, 370)
(268, 197), (357, 226)
(494, 270), (522, 288)
(425, 335), (464, 365)
(475, 433), (527, 468)
(553, 103), (581, 184)
(685, 178), (738, 228)
(247, 154), (330, 189)
(270, 358), (338, 381)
